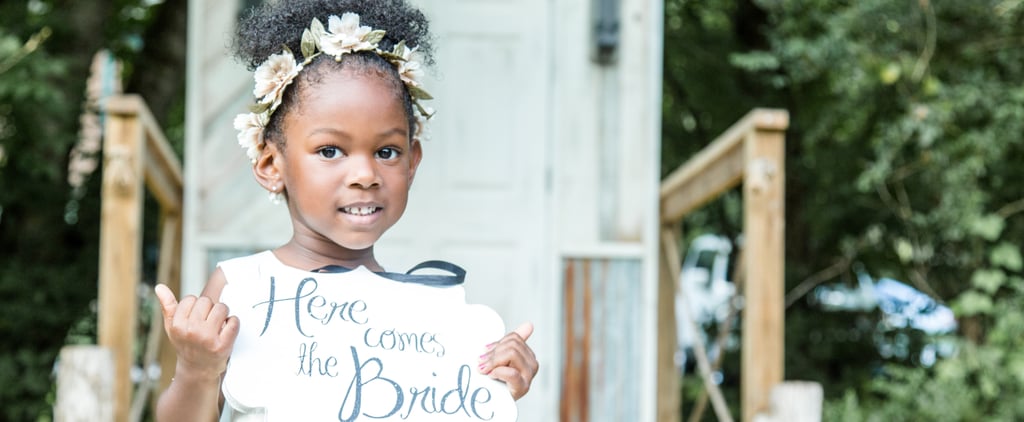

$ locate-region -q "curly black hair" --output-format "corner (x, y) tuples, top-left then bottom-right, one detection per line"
(232, 0), (435, 145)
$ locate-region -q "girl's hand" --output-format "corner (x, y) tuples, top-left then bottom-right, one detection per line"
(155, 284), (240, 381)
(478, 322), (539, 400)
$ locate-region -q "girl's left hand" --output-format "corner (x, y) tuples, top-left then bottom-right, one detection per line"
(479, 322), (539, 400)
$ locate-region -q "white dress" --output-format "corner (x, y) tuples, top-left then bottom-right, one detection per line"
(217, 251), (276, 422)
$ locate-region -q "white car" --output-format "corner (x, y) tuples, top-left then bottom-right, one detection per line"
(675, 234), (737, 374)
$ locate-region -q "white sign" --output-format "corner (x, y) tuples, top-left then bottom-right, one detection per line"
(220, 263), (517, 421)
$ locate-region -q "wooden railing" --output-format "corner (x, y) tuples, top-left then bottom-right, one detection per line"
(656, 109), (789, 422)
(87, 94), (181, 421)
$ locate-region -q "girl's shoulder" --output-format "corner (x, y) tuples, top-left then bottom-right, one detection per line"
(217, 250), (277, 285)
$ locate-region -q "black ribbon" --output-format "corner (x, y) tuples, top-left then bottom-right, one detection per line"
(311, 260), (465, 287)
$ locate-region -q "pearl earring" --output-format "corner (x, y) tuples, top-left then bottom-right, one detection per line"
(268, 184), (284, 205)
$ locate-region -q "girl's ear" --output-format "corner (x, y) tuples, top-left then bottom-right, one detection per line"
(253, 142), (284, 193)
(408, 139), (423, 187)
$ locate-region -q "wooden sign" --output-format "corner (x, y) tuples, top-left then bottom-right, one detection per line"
(220, 255), (517, 421)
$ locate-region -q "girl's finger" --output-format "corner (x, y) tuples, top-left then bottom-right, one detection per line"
(499, 334), (535, 360)
(207, 302), (230, 325)
(486, 366), (530, 400)
(154, 284), (179, 324)
(218, 315), (241, 352)
(480, 341), (529, 373)
(188, 296), (214, 326)
(173, 295), (197, 330)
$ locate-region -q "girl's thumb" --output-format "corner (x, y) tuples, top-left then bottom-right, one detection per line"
(513, 322), (534, 342)
(154, 284), (178, 321)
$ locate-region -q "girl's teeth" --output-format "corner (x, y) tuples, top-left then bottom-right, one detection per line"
(344, 206), (377, 215)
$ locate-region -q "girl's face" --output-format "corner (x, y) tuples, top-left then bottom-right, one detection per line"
(274, 69), (422, 258)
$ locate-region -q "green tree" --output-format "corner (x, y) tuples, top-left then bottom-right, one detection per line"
(0, 0), (186, 419)
(663, 0), (1024, 418)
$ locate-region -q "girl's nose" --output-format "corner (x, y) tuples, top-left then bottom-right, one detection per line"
(346, 154), (381, 189)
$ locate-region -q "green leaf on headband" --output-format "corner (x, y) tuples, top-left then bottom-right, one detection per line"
(301, 29), (316, 59)
(379, 51), (403, 62)
(381, 41), (405, 61)
(249, 101), (271, 114)
(392, 41), (407, 58)
(363, 30), (386, 46)
(408, 85), (433, 100)
(310, 18), (326, 41)
(413, 101), (434, 118)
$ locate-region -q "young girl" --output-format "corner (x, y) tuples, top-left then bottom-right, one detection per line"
(154, 0), (539, 419)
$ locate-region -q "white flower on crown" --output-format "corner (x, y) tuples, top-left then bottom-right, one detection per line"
(253, 50), (303, 111)
(321, 13), (377, 56)
(233, 111), (268, 163)
(397, 46), (424, 86)
(413, 105), (435, 140)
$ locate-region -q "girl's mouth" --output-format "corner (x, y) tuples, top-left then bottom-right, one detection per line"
(341, 206), (380, 216)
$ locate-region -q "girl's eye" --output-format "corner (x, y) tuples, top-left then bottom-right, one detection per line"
(318, 146), (340, 159)
(376, 147), (400, 160)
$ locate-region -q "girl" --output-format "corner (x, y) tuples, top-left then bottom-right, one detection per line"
(154, 1), (539, 420)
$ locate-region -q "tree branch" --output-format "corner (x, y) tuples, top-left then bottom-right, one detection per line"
(911, 0), (937, 82)
(997, 197), (1024, 219)
(0, 27), (51, 75)
(785, 257), (851, 309)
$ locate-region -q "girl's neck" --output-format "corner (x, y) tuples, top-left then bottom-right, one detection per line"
(273, 239), (382, 272)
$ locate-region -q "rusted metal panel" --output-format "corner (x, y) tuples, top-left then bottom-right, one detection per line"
(562, 258), (643, 422)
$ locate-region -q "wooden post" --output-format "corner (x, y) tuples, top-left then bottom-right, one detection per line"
(659, 109), (787, 422)
(103, 95), (185, 409)
(657, 226), (681, 422)
(741, 114), (787, 422)
(54, 346), (114, 422)
(98, 107), (144, 422)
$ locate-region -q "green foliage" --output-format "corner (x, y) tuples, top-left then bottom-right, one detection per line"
(826, 296), (1024, 419)
(0, 15), (91, 420)
(664, 0), (1024, 418)
(0, 0), (184, 419)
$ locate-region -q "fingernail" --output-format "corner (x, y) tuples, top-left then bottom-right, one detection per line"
(479, 353), (488, 360)
(486, 342), (496, 350)
(478, 363), (487, 372)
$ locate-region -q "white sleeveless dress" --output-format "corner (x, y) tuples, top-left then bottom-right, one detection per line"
(217, 251), (276, 422)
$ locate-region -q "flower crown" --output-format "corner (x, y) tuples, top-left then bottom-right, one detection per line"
(233, 12), (434, 163)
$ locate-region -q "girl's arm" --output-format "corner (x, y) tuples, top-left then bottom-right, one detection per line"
(154, 269), (236, 422)
(478, 322), (539, 400)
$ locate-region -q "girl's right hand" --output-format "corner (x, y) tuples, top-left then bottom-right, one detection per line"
(154, 284), (240, 381)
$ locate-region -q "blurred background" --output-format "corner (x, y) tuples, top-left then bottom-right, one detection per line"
(1, 0), (1023, 421)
